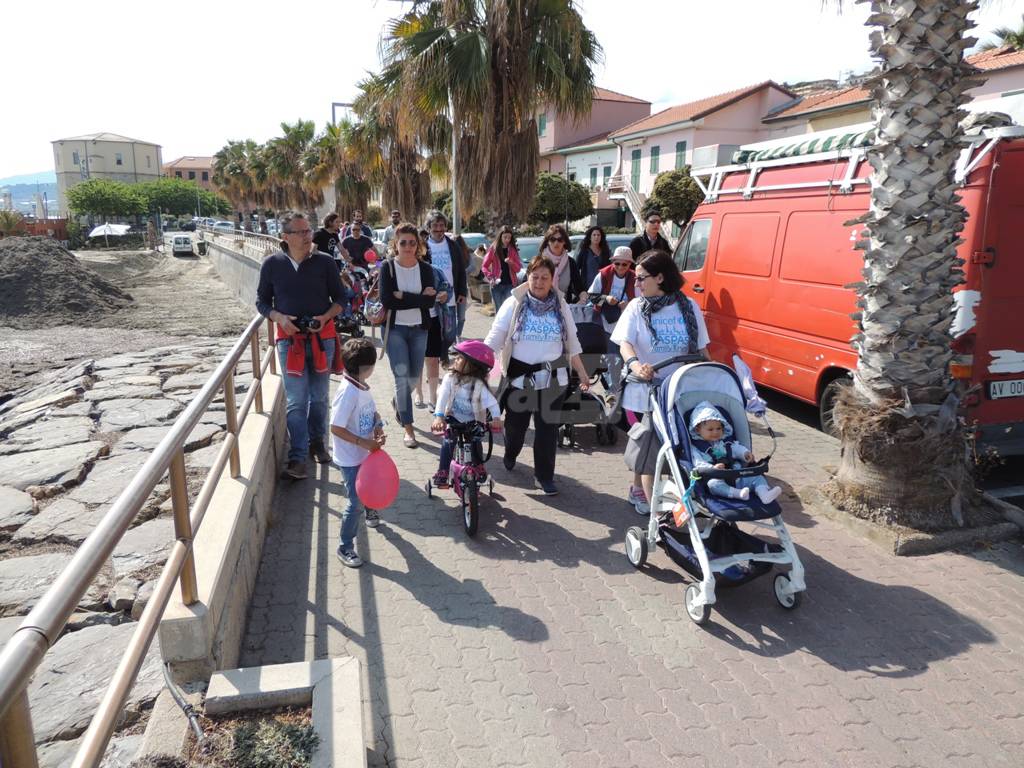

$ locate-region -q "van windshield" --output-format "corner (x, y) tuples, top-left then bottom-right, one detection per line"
(675, 219), (712, 272)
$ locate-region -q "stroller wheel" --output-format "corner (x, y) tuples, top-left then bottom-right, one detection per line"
(607, 424), (618, 445)
(685, 584), (711, 625)
(773, 573), (802, 610)
(425, 480), (432, 499)
(596, 424), (607, 445)
(625, 526), (647, 568)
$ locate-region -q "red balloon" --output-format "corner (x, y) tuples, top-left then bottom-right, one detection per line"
(355, 450), (399, 509)
(365, 249), (379, 263)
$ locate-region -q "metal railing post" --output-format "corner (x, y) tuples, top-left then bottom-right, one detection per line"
(223, 370), (241, 478)
(0, 690), (39, 768)
(250, 330), (264, 415)
(267, 318), (277, 375)
(168, 450), (198, 606)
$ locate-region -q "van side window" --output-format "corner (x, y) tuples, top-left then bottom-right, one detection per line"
(678, 219), (711, 272)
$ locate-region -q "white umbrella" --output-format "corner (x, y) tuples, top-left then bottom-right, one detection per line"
(88, 223), (131, 247)
(88, 223), (131, 237)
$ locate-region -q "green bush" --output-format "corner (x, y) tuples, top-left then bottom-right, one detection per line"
(231, 720), (319, 768)
(365, 205), (384, 225)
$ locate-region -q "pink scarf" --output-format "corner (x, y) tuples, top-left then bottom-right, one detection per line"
(544, 245), (570, 285)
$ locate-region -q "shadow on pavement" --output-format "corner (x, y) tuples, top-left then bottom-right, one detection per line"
(701, 547), (996, 677)
(364, 524), (549, 642)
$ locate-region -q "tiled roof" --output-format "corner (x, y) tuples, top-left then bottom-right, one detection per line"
(763, 85), (871, 122)
(593, 86), (650, 104)
(555, 131), (615, 152)
(163, 156), (214, 169)
(53, 132), (157, 145)
(967, 45), (1024, 71)
(609, 81), (797, 138)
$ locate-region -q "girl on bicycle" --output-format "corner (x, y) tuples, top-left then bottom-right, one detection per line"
(430, 340), (502, 488)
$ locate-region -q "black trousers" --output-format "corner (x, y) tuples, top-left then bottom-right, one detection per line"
(502, 385), (566, 483)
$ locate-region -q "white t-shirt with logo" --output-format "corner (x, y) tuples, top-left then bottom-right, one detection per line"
(435, 375), (501, 422)
(610, 297), (710, 412)
(330, 377), (379, 467)
(588, 273), (630, 334)
(485, 297), (571, 389)
(427, 237), (456, 306)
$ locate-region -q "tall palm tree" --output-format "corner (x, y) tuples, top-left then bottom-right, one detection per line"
(980, 14), (1024, 50)
(0, 210), (26, 237)
(212, 139), (259, 229)
(381, 0), (601, 223)
(827, 0), (985, 530)
(265, 120), (320, 220)
(306, 122), (373, 219)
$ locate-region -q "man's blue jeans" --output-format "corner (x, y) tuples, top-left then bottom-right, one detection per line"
(456, 300), (467, 339)
(277, 338), (335, 462)
(385, 324), (428, 426)
(338, 464), (363, 551)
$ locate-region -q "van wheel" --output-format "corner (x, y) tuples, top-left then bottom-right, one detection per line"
(819, 378), (850, 436)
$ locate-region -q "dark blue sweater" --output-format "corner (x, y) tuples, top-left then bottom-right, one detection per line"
(255, 251), (346, 319)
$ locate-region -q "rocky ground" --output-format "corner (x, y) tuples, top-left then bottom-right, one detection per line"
(0, 247), (254, 766)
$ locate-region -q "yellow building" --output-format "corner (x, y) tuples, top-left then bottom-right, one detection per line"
(52, 132), (163, 216)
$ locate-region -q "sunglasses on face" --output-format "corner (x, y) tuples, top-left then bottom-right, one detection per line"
(613, 261), (631, 267)
(548, 236), (565, 243)
(398, 239), (418, 246)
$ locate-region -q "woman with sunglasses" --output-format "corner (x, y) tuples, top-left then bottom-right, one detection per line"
(484, 255), (591, 495)
(380, 223), (444, 448)
(538, 224), (585, 304)
(482, 225), (522, 311)
(587, 245), (637, 394)
(610, 250), (709, 514)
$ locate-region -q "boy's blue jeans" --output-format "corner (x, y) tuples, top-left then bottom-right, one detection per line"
(338, 464), (364, 552)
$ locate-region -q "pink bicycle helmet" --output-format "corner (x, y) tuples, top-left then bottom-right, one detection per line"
(453, 340), (495, 371)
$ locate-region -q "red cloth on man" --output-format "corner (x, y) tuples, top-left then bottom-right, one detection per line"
(276, 321), (337, 377)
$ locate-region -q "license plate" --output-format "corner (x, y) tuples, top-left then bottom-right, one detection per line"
(989, 378), (1024, 399)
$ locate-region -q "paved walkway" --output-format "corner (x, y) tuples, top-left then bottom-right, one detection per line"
(241, 305), (1024, 768)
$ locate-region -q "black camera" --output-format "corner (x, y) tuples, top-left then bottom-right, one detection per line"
(294, 315), (322, 333)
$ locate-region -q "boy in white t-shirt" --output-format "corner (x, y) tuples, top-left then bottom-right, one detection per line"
(330, 338), (386, 568)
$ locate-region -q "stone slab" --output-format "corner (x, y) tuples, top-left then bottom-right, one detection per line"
(116, 422), (222, 453)
(12, 498), (103, 544)
(11, 388), (80, 414)
(112, 517), (175, 579)
(28, 623), (163, 744)
(97, 398), (183, 432)
(36, 732), (143, 768)
(48, 402), (95, 418)
(68, 451), (159, 506)
(312, 657), (366, 768)
(91, 375), (162, 389)
(163, 371), (214, 391)
(0, 552), (107, 617)
(0, 417), (95, 456)
(206, 658), (331, 715)
(0, 441), (108, 492)
(0, 485), (35, 531)
(134, 687), (201, 763)
(84, 386), (164, 402)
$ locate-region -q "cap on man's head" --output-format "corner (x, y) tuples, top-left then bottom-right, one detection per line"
(612, 246), (634, 263)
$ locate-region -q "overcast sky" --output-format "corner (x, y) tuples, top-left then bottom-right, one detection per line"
(3, 0), (1022, 179)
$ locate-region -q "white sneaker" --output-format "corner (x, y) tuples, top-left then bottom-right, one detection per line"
(756, 485), (782, 504)
(628, 485), (650, 515)
(737, 487), (751, 501)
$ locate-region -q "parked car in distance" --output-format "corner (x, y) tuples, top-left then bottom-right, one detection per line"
(180, 220), (196, 231)
(212, 221), (235, 234)
(171, 235), (193, 256)
(265, 219), (280, 236)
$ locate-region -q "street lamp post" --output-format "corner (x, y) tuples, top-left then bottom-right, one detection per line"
(449, 88), (460, 236)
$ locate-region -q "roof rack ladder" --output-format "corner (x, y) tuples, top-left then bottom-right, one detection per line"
(742, 167), (761, 200)
(839, 149), (864, 193)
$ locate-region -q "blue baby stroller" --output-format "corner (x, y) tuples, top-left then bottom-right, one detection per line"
(558, 303), (618, 447)
(622, 355), (806, 625)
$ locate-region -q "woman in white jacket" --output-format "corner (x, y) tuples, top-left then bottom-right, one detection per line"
(485, 255), (591, 495)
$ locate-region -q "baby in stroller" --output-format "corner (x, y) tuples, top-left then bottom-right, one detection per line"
(689, 401), (782, 504)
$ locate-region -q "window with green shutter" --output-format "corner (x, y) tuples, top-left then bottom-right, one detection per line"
(649, 146), (660, 174)
(603, 165), (611, 186)
(589, 167), (597, 187)
(675, 141), (687, 170)
(538, 113), (547, 137)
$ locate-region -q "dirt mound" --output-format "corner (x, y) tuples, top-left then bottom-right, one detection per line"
(0, 237), (134, 329)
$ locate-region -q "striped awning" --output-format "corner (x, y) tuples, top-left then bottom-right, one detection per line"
(732, 128), (875, 164)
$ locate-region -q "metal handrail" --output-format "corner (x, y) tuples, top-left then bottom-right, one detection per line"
(0, 314), (279, 768)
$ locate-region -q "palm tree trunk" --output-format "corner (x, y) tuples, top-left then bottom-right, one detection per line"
(826, 0), (982, 531)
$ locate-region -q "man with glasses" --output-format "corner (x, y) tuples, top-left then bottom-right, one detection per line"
(629, 209), (672, 262)
(256, 212), (347, 479)
(382, 209), (401, 246)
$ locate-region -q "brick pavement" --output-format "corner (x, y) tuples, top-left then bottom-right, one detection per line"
(241, 304), (1024, 768)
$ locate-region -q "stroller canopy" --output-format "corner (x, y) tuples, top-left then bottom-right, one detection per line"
(659, 363), (751, 451)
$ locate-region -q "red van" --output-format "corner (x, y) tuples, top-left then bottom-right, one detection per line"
(674, 126), (1024, 456)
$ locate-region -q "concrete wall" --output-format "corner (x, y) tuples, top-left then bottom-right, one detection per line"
(204, 237), (265, 311)
(159, 372), (286, 682)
